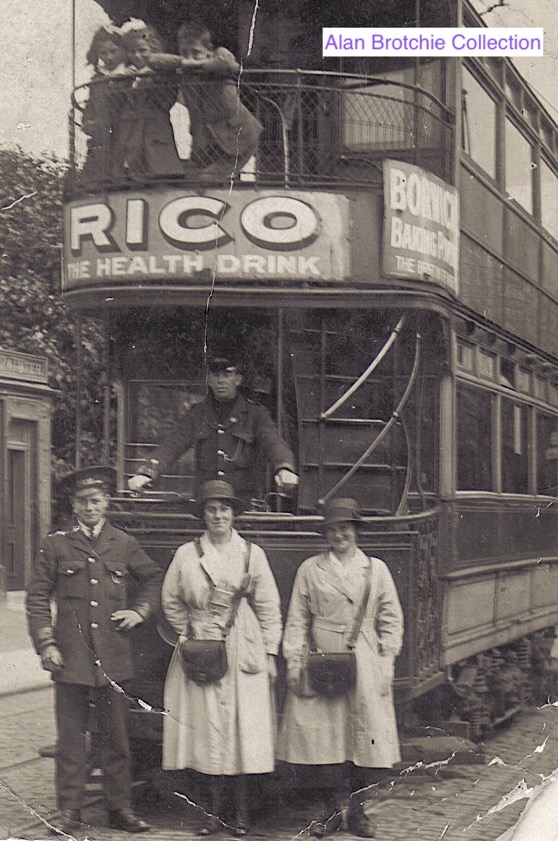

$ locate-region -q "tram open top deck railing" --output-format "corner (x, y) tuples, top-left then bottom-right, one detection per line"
(68, 69), (454, 195)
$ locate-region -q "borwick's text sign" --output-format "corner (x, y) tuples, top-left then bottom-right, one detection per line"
(382, 160), (459, 295)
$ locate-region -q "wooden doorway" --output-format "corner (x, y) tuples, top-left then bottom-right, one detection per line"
(5, 420), (38, 590)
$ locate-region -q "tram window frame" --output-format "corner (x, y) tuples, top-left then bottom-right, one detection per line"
(478, 348), (497, 381)
(522, 97), (539, 133)
(516, 367), (531, 395)
(537, 411), (558, 496)
(541, 118), (555, 153)
(504, 116), (535, 215)
(126, 379), (206, 446)
(456, 340), (474, 373)
(461, 66), (498, 182)
(462, 58), (558, 246)
(285, 308), (441, 512)
(340, 64), (417, 153)
(501, 398), (529, 494)
(456, 382), (539, 496)
(535, 376), (547, 402)
(504, 72), (523, 112)
(456, 382), (494, 492)
(125, 379), (207, 492)
(500, 357), (516, 390)
(541, 158), (558, 242)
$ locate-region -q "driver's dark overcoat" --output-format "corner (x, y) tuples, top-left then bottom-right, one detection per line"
(137, 393), (295, 500)
(26, 523), (163, 686)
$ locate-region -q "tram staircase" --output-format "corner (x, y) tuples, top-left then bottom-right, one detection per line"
(288, 328), (407, 513)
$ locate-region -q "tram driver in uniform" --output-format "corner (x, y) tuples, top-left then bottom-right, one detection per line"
(128, 356), (299, 503)
(26, 466), (163, 836)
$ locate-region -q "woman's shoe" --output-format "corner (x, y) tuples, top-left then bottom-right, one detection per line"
(309, 809), (344, 837)
(199, 815), (222, 836)
(347, 803), (375, 838)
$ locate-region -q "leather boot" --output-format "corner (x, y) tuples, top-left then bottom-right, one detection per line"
(108, 809), (151, 832)
(233, 775), (250, 837)
(347, 801), (375, 838)
(51, 809), (81, 835)
(310, 789), (347, 838)
(200, 777), (224, 835)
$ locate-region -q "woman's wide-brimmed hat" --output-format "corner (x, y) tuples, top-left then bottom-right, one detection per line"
(196, 480), (244, 516)
(321, 497), (362, 529)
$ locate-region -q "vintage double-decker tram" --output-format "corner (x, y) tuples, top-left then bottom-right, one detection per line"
(63, 0), (558, 754)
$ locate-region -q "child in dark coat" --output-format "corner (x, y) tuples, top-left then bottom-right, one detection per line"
(81, 25), (132, 185)
(113, 22), (183, 180)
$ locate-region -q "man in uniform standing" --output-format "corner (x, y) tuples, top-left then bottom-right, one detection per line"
(27, 466), (163, 835)
(128, 356), (299, 502)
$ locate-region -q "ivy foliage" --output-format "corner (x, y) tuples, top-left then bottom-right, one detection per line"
(0, 146), (104, 480)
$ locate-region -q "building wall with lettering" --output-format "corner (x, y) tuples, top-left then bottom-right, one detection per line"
(0, 350), (48, 384)
(0, 352), (53, 592)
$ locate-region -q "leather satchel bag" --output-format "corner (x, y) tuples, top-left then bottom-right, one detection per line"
(178, 540), (251, 685)
(305, 565), (372, 698)
(178, 638), (228, 685)
(305, 649), (356, 698)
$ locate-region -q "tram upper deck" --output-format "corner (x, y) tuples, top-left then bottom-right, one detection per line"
(67, 69), (453, 196)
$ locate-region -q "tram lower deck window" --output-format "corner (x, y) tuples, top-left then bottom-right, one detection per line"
(457, 384), (493, 491)
(501, 399), (529, 494)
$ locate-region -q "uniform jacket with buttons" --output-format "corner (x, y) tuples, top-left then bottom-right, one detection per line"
(26, 522), (163, 686)
(138, 393), (295, 499)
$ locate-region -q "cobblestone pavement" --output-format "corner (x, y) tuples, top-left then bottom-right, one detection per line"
(1, 687), (558, 841)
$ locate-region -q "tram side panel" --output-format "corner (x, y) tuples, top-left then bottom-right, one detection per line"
(431, 499), (558, 735)
(441, 499), (558, 667)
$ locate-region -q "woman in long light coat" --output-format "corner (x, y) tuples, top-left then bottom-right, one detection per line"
(162, 480), (282, 836)
(277, 497), (404, 838)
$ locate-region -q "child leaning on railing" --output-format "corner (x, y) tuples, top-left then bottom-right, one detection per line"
(112, 21), (184, 180)
(144, 21), (262, 179)
(81, 25), (134, 184)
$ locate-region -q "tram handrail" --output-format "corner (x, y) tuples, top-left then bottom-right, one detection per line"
(321, 314), (406, 419)
(110, 495), (440, 525)
(320, 331), (423, 504)
(67, 68), (454, 193)
(243, 69), (452, 111)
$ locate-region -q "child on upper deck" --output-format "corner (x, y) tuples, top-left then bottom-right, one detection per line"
(145, 21), (262, 178)
(81, 25), (132, 184)
(112, 21), (183, 180)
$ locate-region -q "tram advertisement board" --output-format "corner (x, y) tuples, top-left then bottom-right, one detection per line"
(64, 189), (350, 289)
(382, 160), (459, 295)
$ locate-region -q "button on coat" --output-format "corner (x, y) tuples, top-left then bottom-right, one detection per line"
(27, 523), (163, 686)
(138, 393), (295, 499)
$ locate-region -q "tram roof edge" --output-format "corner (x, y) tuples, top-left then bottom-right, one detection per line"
(60, 285), (456, 315)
